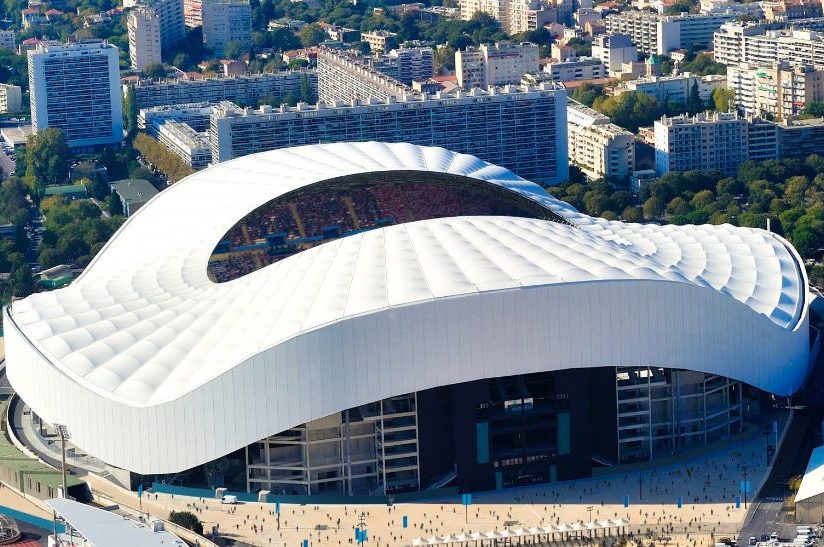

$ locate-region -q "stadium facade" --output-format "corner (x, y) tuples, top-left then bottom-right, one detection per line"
(5, 142), (810, 496)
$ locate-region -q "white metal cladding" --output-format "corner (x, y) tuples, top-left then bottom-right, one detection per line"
(5, 141), (810, 474)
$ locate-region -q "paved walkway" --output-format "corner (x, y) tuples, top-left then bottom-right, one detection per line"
(76, 437), (770, 547)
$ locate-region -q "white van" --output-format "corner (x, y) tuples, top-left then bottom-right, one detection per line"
(220, 495), (238, 504)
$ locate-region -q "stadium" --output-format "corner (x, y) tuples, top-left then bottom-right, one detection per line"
(5, 142), (811, 498)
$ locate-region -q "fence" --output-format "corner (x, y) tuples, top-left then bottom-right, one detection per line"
(150, 482), (458, 505)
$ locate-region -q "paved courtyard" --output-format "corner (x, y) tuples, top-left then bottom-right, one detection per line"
(78, 436), (770, 546)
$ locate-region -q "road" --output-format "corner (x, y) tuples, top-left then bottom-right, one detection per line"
(0, 147), (15, 178)
(738, 347), (824, 546)
(737, 410), (819, 545)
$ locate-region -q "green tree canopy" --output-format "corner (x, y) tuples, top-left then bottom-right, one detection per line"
(169, 511), (203, 535)
(299, 24), (327, 47)
(712, 87), (736, 112)
(25, 128), (71, 192)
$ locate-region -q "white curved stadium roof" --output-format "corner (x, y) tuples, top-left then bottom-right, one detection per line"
(5, 142), (810, 474)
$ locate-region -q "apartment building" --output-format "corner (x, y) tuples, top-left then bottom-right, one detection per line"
(619, 72), (727, 105)
(0, 84), (22, 114)
(361, 30), (397, 53)
(386, 47), (435, 85)
(654, 112), (749, 175)
(157, 120), (211, 168)
(184, 0), (202, 26)
(567, 101), (635, 179)
(455, 42), (539, 89)
(776, 117), (824, 158)
(763, 0), (822, 21)
(714, 21), (824, 67)
(133, 0), (185, 54)
(727, 62), (824, 120)
(210, 84), (570, 184)
(0, 30), (15, 51)
(605, 11), (735, 54)
(591, 34), (637, 76)
(316, 47), (410, 104)
(138, 102), (214, 134)
(28, 40), (123, 148)
(460, 0), (571, 34)
(128, 5), (162, 71)
(543, 57), (607, 82)
(128, 71), (316, 108)
(202, 0), (251, 56)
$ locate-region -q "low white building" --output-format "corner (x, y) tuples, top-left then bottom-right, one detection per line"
(591, 34), (637, 76)
(620, 72), (727, 106)
(567, 101), (635, 179)
(544, 57), (607, 82)
(361, 30), (397, 53)
(0, 30), (15, 50)
(157, 120), (212, 168)
(0, 83), (22, 114)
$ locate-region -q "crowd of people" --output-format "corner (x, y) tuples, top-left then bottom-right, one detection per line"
(207, 180), (541, 282)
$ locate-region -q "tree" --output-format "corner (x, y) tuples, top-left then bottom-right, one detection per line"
(169, 511), (203, 535)
(566, 37), (591, 57)
(803, 101), (824, 119)
(173, 52), (193, 70)
(269, 27), (301, 52)
(300, 73), (315, 103)
(224, 40), (243, 60)
(686, 81), (704, 115)
(123, 86), (138, 138)
(38, 246), (64, 269)
(681, 53), (726, 76)
(26, 128), (71, 191)
(571, 83), (604, 107)
(593, 91), (663, 133)
(299, 24), (327, 47)
(10, 260), (32, 297)
(140, 62), (167, 79)
(132, 133), (195, 182)
(108, 193), (123, 216)
(643, 196), (665, 220)
(622, 206), (644, 223)
(712, 87), (736, 112)
(90, 178), (110, 201)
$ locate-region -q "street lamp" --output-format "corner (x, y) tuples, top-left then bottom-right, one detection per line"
(587, 506), (594, 543)
(54, 424), (70, 499)
(742, 464), (749, 510)
(52, 424), (70, 546)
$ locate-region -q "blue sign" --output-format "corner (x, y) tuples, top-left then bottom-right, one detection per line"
(275, 501), (280, 514)
(736, 496), (741, 509)
(461, 493), (472, 506)
(137, 484), (143, 498)
(740, 481), (751, 493)
(303, 540), (308, 547)
(623, 495), (629, 508)
(677, 496), (682, 509)
(403, 515), (408, 529)
(356, 528), (368, 543)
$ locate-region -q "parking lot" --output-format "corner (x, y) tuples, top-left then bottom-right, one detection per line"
(0, 143), (17, 177)
(748, 526), (820, 547)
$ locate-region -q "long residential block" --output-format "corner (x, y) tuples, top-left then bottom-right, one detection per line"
(209, 84), (569, 184)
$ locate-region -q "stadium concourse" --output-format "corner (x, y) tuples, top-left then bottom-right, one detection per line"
(74, 435), (771, 546)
